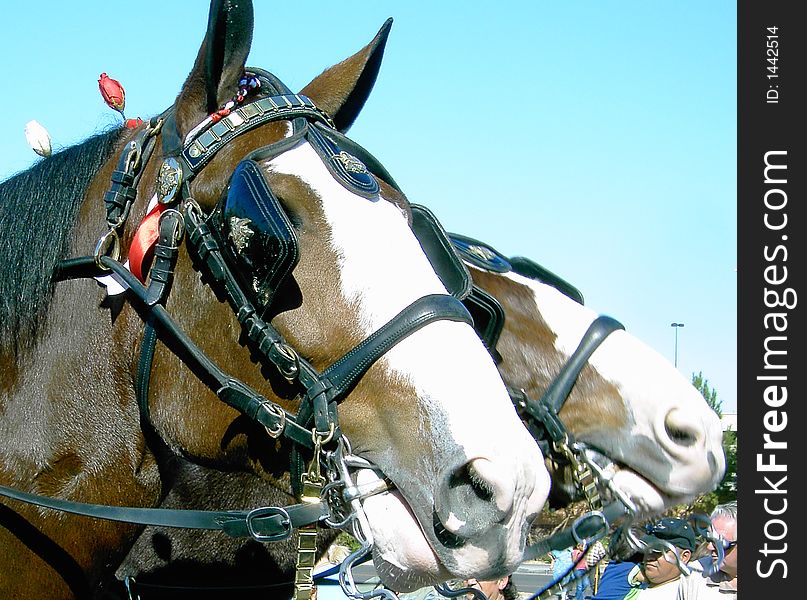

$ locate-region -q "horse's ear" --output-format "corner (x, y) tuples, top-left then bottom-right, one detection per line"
(175, 0), (254, 135)
(299, 18), (392, 132)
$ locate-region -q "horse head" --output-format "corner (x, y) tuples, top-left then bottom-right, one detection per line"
(466, 262), (725, 518)
(1, 1), (549, 596)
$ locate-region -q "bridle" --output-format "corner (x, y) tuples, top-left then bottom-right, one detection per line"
(0, 69), (477, 600)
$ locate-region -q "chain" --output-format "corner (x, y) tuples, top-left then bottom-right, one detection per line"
(293, 431), (327, 600)
(553, 438), (603, 512)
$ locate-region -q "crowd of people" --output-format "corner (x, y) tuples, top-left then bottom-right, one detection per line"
(313, 501), (737, 600)
(589, 502), (738, 600)
(544, 502), (737, 600)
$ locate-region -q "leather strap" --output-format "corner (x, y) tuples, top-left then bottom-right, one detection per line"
(55, 256), (315, 450)
(0, 483), (327, 542)
(538, 316), (624, 414)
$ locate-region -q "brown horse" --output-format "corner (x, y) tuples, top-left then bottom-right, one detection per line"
(0, 2), (549, 598)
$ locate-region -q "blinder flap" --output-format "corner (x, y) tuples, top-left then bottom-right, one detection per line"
(210, 160), (299, 314)
(410, 204), (472, 301)
(462, 285), (505, 361)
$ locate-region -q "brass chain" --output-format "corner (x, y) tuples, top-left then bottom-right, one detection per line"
(293, 432), (327, 600)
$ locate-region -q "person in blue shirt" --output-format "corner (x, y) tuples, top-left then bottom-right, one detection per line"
(549, 547), (575, 598)
(591, 552), (643, 600)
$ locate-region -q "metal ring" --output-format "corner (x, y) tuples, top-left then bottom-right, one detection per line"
(313, 422), (335, 445)
(274, 342), (299, 381)
(94, 229), (121, 269)
(571, 510), (608, 545)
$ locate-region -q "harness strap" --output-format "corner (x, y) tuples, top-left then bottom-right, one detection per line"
(104, 118), (163, 229)
(321, 294), (472, 401)
(55, 256), (315, 450)
(179, 94), (333, 175)
(0, 483), (326, 542)
(539, 316), (624, 414)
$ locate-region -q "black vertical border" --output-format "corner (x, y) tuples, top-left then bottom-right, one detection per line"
(738, 0), (803, 596)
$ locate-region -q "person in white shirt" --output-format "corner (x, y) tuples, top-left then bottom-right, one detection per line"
(684, 502), (738, 599)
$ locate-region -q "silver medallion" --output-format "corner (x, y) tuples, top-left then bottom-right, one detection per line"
(157, 157), (183, 204)
(467, 245), (496, 261)
(229, 216), (254, 253)
(333, 151), (368, 174)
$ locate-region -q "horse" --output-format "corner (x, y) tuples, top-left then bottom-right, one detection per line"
(111, 242), (726, 597)
(446, 236), (725, 515)
(0, 2), (550, 598)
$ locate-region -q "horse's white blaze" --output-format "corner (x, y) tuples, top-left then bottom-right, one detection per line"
(506, 271), (724, 497)
(269, 144), (534, 460)
(269, 144), (549, 582)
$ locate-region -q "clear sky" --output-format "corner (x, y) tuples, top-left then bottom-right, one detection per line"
(0, 1), (736, 412)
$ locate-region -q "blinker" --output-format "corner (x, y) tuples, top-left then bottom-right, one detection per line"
(210, 160), (299, 314)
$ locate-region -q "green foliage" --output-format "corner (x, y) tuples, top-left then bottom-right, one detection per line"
(335, 530), (362, 553)
(715, 429), (738, 502)
(692, 371), (722, 417)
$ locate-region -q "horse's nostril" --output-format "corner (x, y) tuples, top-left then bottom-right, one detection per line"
(664, 409), (700, 447)
(454, 462), (495, 503)
(666, 425), (697, 446)
(436, 458), (514, 541)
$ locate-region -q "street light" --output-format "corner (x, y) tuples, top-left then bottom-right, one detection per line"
(670, 322), (685, 368)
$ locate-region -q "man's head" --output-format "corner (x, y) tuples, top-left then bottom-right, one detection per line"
(464, 575), (514, 600)
(641, 517), (696, 585)
(708, 501), (738, 579)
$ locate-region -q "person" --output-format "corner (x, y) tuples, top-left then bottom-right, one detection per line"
(463, 575), (519, 600)
(549, 546), (575, 599)
(398, 575), (517, 600)
(571, 542), (591, 600)
(586, 539), (607, 595)
(622, 517), (698, 599)
(590, 553), (642, 600)
(686, 502), (738, 598)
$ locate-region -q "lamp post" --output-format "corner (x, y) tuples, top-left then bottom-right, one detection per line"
(670, 322), (685, 368)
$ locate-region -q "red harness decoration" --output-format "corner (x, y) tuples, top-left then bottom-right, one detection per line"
(129, 203), (167, 282)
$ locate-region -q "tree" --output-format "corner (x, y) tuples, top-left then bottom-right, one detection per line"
(692, 371), (722, 418)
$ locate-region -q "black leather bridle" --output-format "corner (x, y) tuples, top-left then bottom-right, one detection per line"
(1, 70), (475, 548)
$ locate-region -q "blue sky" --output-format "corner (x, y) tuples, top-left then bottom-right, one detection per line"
(0, 1), (736, 412)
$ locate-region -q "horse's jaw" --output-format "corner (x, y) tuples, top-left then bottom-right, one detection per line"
(353, 466), (548, 592)
(574, 336), (727, 509)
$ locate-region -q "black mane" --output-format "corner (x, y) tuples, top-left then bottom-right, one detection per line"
(0, 130), (123, 352)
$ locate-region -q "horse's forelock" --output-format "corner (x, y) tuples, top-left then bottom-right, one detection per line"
(0, 130), (123, 354)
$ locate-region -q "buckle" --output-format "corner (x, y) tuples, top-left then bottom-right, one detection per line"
(571, 510), (608, 545)
(245, 506), (292, 542)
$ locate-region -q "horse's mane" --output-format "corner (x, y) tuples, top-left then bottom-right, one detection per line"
(0, 130), (123, 352)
